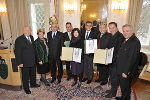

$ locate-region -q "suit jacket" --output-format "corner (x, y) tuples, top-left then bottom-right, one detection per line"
(63, 32), (71, 41)
(116, 35), (141, 75)
(97, 32), (112, 49)
(14, 34), (35, 67)
(47, 31), (63, 59)
(92, 26), (99, 35)
(108, 31), (124, 62)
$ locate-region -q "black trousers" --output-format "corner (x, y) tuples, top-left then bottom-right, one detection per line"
(109, 63), (119, 96)
(83, 55), (94, 80)
(65, 61), (72, 77)
(97, 64), (108, 82)
(49, 57), (63, 80)
(21, 66), (36, 91)
(119, 75), (133, 100)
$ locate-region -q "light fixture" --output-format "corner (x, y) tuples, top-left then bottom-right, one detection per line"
(89, 13), (96, 18)
(0, 4), (7, 14)
(112, 0), (128, 13)
(81, 4), (86, 11)
(64, 2), (77, 14)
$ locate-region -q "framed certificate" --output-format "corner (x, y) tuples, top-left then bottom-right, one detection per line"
(61, 47), (73, 61)
(61, 47), (82, 63)
(84, 39), (97, 54)
(72, 48), (82, 63)
(93, 47), (114, 64)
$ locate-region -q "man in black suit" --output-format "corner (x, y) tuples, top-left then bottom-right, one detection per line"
(105, 22), (124, 98)
(82, 21), (97, 84)
(47, 23), (63, 84)
(95, 24), (111, 85)
(63, 22), (73, 81)
(115, 24), (141, 100)
(14, 26), (40, 94)
(91, 20), (99, 34)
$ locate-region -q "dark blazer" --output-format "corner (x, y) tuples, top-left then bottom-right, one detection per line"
(47, 31), (63, 59)
(63, 32), (71, 41)
(116, 35), (141, 75)
(97, 32), (112, 49)
(14, 34), (35, 67)
(81, 30), (97, 40)
(108, 31), (125, 62)
(92, 26), (99, 35)
(34, 38), (48, 63)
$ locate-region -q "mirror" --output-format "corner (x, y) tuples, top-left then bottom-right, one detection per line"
(81, 0), (108, 26)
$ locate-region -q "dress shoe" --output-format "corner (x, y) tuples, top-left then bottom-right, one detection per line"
(67, 76), (71, 81)
(105, 93), (116, 98)
(100, 81), (107, 85)
(51, 79), (56, 83)
(95, 79), (101, 82)
(82, 78), (88, 82)
(87, 80), (92, 84)
(77, 82), (81, 88)
(24, 90), (31, 94)
(115, 96), (122, 100)
(71, 81), (77, 87)
(30, 84), (40, 88)
(105, 90), (111, 94)
(57, 79), (61, 84)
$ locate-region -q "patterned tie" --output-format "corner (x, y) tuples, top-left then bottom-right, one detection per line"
(86, 32), (89, 39)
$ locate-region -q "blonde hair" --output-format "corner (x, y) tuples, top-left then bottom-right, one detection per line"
(37, 29), (45, 35)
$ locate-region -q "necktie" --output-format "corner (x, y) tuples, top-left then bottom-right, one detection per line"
(53, 32), (56, 38)
(27, 36), (31, 43)
(86, 32), (89, 39)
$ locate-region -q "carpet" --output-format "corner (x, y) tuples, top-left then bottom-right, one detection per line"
(0, 78), (136, 100)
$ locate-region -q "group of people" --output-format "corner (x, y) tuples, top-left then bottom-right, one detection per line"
(14, 21), (141, 100)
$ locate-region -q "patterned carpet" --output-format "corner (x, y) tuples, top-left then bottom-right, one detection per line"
(0, 78), (136, 100)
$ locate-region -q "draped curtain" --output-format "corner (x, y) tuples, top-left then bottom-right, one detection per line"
(5, 0), (30, 43)
(127, 0), (143, 32)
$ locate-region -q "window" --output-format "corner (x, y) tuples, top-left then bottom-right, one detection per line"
(31, 3), (45, 39)
(137, 0), (150, 47)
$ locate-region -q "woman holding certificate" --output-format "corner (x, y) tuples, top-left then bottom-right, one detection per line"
(70, 28), (84, 87)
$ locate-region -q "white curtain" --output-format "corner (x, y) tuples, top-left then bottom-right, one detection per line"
(127, 0), (143, 32)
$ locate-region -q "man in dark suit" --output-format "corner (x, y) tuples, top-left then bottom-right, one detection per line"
(95, 24), (112, 85)
(115, 24), (141, 100)
(82, 21), (97, 84)
(14, 26), (40, 94)
(47, 23), (63, 84)
(63, 22), (73, 81)
(91, 20), (99, 34)
(105, 22), (124, 98)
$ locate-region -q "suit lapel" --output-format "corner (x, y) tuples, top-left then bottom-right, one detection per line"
(22, 35), (32, 45)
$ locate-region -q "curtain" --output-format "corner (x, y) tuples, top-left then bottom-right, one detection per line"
(127, 0), (143, 32)
(5, 0), (30, 43)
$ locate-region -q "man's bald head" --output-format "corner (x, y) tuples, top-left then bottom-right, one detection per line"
(24, 26), (31, 36)
(122, 24), (134, 39)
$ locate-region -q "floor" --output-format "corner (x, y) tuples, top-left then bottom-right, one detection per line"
(133, 79), (150, 100)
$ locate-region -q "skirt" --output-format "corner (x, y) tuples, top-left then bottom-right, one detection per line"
(71, 61), (83, 75)
(37, 62), (49, 74)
